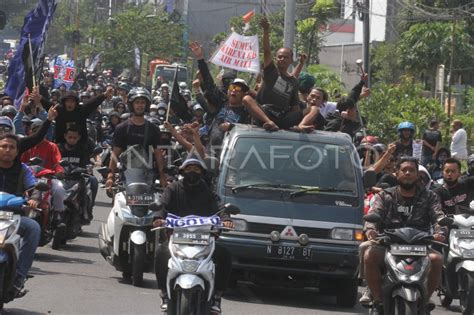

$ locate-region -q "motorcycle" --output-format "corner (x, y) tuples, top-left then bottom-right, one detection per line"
(152, 204), (240, 315)
(438, 201), (474, 315)
(98, 159), (162, 287)
(0, 183), (48, 309)
(26, 157), (63, 250)
(60, 160), (94, 244)
(364, 213), (452, 315)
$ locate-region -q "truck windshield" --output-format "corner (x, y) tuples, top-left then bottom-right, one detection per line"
(154, 65), (187, 83)
(224, 137), (359, 197)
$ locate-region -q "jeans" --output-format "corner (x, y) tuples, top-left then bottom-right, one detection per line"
(51, 179), (66, 212)
(155, 240), (232, 293)
(88, 175), (98, 204)
(17, 217), (41, 281)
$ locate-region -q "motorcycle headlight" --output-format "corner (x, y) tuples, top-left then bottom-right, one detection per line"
(453, 238), (474, 257)
(0, 225), (16, 245)
(386, 252), (429, 283)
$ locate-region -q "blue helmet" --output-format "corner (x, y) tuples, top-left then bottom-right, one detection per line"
(397, 121), (415, 131)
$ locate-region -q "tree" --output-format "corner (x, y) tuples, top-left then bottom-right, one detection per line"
(306, 64), (345, 101)
(358, 76), (446, 143)
(84, 8), (184, 71)
(370, 42), (402, 85)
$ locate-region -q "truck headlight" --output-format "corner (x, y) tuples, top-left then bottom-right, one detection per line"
(331, 228), (353, 240)
(232, 219), (248, 232)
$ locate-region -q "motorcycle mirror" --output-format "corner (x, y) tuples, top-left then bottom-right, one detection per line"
(437, 216), (454, 227)
(59, 159), (70, 167)
(363, 213), (382, 223)
(223, 203), (240, 215)
(29, 157), (43, 165)
(35, 182), (50, 192)
(363, 170), (377, 188)
(92, 146), (103, 155)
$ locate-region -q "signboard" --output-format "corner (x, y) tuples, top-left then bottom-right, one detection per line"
(210, 32), (260, 74)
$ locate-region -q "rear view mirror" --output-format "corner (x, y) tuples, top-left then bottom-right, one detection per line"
(35, 182), (50, 192)
(363, 170), (377, 188)
(438, 216), (454, 227)
(363, 213), (382, 223)
(29, 157), (43, 165)
(223, 203), (240, 215)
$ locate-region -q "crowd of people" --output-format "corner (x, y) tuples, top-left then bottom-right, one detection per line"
(0, 16), (472, 314)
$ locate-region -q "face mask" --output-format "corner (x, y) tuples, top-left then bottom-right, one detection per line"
(158, 109), (166, 116)
(183, 171), (201, 186)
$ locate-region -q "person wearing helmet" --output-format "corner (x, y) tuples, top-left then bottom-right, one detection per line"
(178, 81), (188, 92)
(116, 82), (130, 103)
(1, 105), (17, 121)
(115, 101), (127, 115)
(153, 153), (234, 313)
(160, 84), (170, 103)
(79, 91), (92, 104)
(106, 87), (168, 194)
(20, 118), (67, 228)
(150, 104), (159, 115)
(54, 86), (113, 145)
(192, 103), (204, 124)
(50, 89), (61, 105)
(0, 95), (14, 107)
(421, 119), (442, 167)
(394, 121), (416, 159)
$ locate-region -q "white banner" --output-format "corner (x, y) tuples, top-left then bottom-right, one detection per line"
(210, 32), (260, 74)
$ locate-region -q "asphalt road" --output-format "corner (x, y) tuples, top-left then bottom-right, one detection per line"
(4, 188), (460, 315)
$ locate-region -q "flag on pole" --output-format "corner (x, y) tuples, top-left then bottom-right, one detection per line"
(242, 10), (255, 23)
(168, 66), (192, 122)
(5, 0), (57, 108)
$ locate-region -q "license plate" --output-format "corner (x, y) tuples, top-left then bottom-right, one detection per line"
(266, 245), (313, 260)
(454, 230), (474, 239)
(173, 232), (210, 245)
(391, 245), (427, 256)
(0, 211), (13, 220)
(126, 194), (154, 205)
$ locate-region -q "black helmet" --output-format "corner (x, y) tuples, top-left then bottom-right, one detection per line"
(117, 82), (131, 93)
(80, 91), (91, 99)
(50, 89), (60, 97)
(127, 87), (151, 112)
(109, 111), (120, 119)
(93, 85), (104, 93)
(120, 112), (131, 121)
(1, 105), (17, 117)
(60, 91), (80, 106)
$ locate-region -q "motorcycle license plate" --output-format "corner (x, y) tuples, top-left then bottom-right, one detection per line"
(0, 211), (13, 220)
(390, 245), (427, 256)
(453, 230), (474, 239)
(173, 232), (210, 245)
(266, 245), (313, 260)
(126, 194), (154, 206)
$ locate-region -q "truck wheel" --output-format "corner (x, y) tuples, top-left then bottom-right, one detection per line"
(132, 244), (145, 287)
(335, 278), (358, 307)
(460, 272), (474, 315)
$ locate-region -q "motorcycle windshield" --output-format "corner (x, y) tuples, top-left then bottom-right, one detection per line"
(123, 168), (154, 195)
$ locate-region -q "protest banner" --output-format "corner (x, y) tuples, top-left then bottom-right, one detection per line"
(210, 32), (260, 74)
(53, 56), (75, 89)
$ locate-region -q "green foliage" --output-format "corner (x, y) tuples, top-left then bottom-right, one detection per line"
(370, 42), (402, 85)
(358, 76), (446, 143)
(84, 8), (184, 71)
(306, 64), (345, 101)
(463, 87), (474, 114)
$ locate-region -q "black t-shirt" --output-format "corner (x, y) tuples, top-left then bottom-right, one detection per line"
(256, 62), (299, 113)
(58, 143), (89, 167)
(209, 105), (248, 146)
(434, 177), (474, 215)
(396, 189), (416, 223)
(394, 140), (413, 159)
(113, 119), (162, 152)
(422, 129), (442, 156)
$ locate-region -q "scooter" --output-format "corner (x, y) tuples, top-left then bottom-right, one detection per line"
(438, 201), (474, 315)
(364, 213), (452, 315)
(98, 164), (162, 287)
(0, 183), (48, 309)
(153, 204), (240, 315)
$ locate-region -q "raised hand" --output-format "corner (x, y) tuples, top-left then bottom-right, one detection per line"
(189, 41), (204, 60)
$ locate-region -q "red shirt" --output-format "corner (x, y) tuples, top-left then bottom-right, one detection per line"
(21, 139), (64, 174)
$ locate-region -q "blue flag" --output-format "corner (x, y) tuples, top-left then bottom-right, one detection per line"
(5, 0), (57, 108)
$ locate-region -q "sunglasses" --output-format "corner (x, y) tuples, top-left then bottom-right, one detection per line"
(0, 126), (12, 133)
(228, 84), (243, 92)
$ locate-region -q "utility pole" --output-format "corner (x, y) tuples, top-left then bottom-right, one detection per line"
(362, 0), (370, 87)
(73, 0), (80, 63)
(446, 20), (456, 137)
(283, 0), (296, 50)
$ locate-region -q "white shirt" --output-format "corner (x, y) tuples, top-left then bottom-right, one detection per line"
(451, 128), (468, 160)
(319, 102), (337, 119)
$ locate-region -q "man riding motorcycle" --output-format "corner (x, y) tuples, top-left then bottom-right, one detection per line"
(363, 156), (447, 314)
(153, 154), (234, 314)
(434, 157), (474, 215)
(105, 87), (167, 194)
(20, 119), (67, 225)
(0, 134), (41, 296)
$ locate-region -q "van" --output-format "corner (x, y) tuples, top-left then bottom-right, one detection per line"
(216, 124), (367, 307)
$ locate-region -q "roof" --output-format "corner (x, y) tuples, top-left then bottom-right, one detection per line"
(225, 123), (354, 145)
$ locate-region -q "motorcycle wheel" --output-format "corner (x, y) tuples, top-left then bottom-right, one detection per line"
(52, 225), (65, 250)
(459, 272), (474, 315)
(132, 244), (145, 287)
(393, 296), (417, 315)
(177, 289), (200, 315)
(0, 263), (5, 309)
